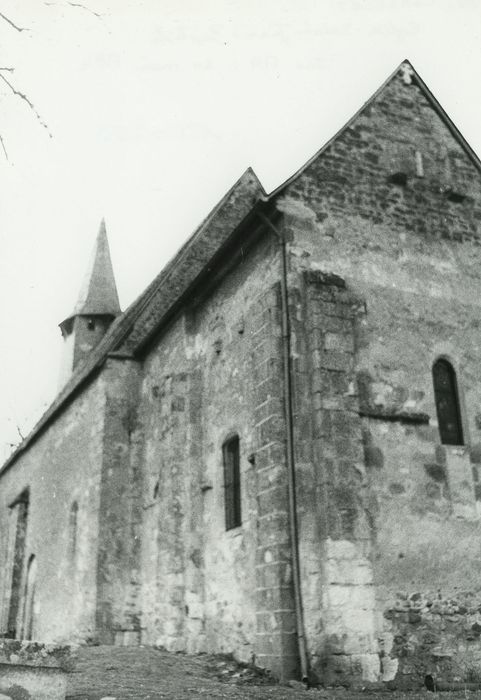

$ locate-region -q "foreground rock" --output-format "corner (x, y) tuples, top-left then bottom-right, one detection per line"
(0, 639), (74, 700)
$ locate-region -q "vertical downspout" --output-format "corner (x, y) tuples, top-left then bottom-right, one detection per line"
(257, 210), (309, 682)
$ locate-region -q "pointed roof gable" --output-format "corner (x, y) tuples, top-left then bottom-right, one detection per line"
(65, 219), (121, 323)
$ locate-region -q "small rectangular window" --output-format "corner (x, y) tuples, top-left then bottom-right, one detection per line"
(223, 436), (241, 530)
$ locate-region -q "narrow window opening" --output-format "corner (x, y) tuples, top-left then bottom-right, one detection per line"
(415, 150), (424, 178)
(223, 435), (241, 530)
(447, 190), (466, 204)
(433, 359), (464, 445)
(7, 490), (29, 639)
(23, 554), (37, 641)
(388, 172), (408, 186)
(68, 501), (79, 559)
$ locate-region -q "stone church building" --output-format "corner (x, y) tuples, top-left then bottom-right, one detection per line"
(1, 60), (481, 687)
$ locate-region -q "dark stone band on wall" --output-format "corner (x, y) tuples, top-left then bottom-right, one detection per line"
(359, 409), (430, 424)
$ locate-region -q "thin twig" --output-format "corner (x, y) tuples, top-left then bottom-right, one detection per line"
(67, 2), (101, 18)
(0, 67), (15, 72)
(0, 73), (51, 136)
(0, 11), (29, 32)
(0, 134), (9, 161)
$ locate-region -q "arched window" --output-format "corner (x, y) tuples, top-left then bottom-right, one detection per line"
(222, 435), (241, 530)
(68, 501), (79, 558)
(433, 359), (464, 445)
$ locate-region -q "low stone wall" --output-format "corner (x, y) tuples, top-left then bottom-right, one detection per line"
(0, 640), (74, 700)
(383, 590), (481, 687)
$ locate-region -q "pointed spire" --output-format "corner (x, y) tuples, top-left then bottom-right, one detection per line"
(71, 218), (121, 319)
(58, 220), (121, 386)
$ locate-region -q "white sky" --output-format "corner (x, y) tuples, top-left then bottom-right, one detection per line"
(0, 0), (480, 458)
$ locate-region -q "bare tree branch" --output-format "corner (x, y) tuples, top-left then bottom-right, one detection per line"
(67, 2), (101, 18)
(0, 73), (51, 136)
(0, 11), (29, 32)
(0, 67), (15, 72)
(0, 134), (9, 161)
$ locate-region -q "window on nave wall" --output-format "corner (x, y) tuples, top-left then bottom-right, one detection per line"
(433, 358), (464, 446)
(68, 501), (79, 559)
(223, 435), (241, 531)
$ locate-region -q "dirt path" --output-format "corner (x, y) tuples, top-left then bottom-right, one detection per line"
(65, 646), (475, 700)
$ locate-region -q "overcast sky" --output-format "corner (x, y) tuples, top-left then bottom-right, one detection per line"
(0, 0), (480, 458)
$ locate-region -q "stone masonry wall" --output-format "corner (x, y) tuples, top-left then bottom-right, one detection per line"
(0, 379), (106, 644)
(275, 62), (481, 685)
(139, 358), (204, 653)
(250, 282), (298, 679)
(137, 232), (300, 678)
(96, 357), (143, 645)
(288, 265), (379, 685)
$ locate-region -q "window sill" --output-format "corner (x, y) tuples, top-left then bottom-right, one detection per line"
(225, 525), (243, 537)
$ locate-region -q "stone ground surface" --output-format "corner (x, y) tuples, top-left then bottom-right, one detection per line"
(64, 645), (480, 700)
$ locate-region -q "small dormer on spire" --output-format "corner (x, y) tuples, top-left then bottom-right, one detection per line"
(58, 220), (121, 386)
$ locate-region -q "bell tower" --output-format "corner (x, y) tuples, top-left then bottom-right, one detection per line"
(59, 219), (121, 387)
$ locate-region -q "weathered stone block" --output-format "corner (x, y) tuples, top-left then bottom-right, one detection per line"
(445, 447), (477, 520)
(257, 486), (289, 516)
(255, 543), (292, 566)
(256, 561), (293, 590)
(257, 512), (290, 547)
(256, 610), (297, 634)
(255, 631), (298, 661)
(255, 652), (299, 681)
(256, 464), (286, 492)
(325, 557), (374, 585)
(0, 640), (74, 700)
(255, 585), (295, 611)
(313, 409), (333, 439)
(353, 653), (381, 682)
(255, 414), (286, 445)
(324, 332), (355, 353)
(326, 584), (376, 613)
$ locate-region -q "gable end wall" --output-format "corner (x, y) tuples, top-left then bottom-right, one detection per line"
(277, 64), (481, 685)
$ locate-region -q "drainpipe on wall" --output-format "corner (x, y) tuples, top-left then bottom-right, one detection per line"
(256, 209), (309, 683)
